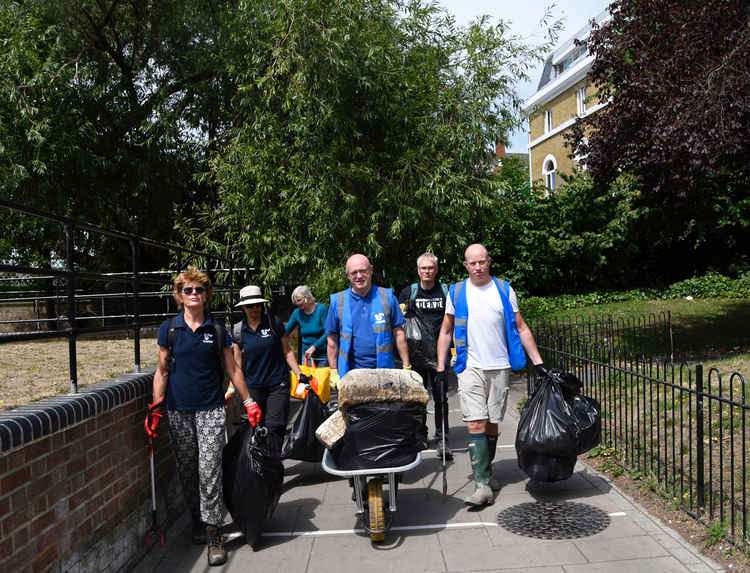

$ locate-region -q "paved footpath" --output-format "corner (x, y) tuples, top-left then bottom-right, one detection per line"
(135, 375), (725, 573)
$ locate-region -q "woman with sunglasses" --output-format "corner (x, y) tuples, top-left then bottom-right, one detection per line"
(226, 285), (309, 457)
(144, 267), (257, 567)
(285, 285), (329, 367)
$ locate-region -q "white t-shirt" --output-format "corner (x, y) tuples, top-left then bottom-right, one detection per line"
(445, 279), (519, 369)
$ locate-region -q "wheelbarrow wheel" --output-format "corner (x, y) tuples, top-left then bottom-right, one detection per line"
(367, 478), (386, 542)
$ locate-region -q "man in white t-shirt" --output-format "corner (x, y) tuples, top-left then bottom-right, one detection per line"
(436, 244), (547, 507)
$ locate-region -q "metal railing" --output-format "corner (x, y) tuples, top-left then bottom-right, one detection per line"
(531, 314), (749, 549)
(0, 198), (254, 393)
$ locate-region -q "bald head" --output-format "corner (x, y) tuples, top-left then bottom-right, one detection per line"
(463, 243), (492, 285)
(346, 254), (374, 295)
(464, 243), (489, 262)
(346, 254), (372, 273)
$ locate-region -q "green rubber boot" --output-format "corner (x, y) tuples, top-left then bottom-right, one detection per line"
(465, 434), (494, 507)
(487, 434), (501, 491)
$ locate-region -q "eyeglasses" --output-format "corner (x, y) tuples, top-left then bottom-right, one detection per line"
(181, 286), (206, 294)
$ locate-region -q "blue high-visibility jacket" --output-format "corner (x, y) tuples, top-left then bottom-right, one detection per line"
(332, 286), (396, 376)
(450, 277), (526, 373)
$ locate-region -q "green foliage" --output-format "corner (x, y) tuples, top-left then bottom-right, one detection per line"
(704, 520), (729, 548)
(0, 0), (235, 269)
(188, 0), (558, 293)
(516, 396), (528, 414)
(484, 172), (646, 296)
(568, 0), (750, 283)
(520, 272), (750, 319)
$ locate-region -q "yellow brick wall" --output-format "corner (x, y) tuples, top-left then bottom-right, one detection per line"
(530, 134), (575, 188)
(527, 78), (600, 187)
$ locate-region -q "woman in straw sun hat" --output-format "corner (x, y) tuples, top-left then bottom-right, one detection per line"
(226, 285), (310, 456)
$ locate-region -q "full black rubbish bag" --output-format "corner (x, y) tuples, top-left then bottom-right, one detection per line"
(332, 402), (428, 470)
(516, 377), (580, 481)
(281, 390), (327, 462)
(570, 393), (602, 454)
(516, 372), (602, 481)
(223, 424), (284, 548)
(548, 368), (583, 400)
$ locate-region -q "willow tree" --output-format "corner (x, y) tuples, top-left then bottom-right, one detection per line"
(190, 0), (557, 292)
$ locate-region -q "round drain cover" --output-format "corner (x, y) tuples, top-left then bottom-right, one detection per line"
(497, 501), (610, 539)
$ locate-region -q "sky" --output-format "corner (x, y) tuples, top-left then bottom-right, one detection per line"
(436, 0), (612, 153)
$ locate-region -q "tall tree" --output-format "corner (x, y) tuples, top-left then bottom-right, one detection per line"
(0, 0), (236, 269)
(568, 0), (750, 279)
(190, 0), (557, 292)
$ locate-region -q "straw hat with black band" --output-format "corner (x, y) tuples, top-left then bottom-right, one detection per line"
(234, 285), (269, 307)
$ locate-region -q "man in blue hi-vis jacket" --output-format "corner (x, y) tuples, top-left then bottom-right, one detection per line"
(326, 253), (410, 385)
(436, 244), (548, 508)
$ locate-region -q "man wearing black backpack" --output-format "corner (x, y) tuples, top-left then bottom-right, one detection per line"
(398, 252), (453, 460)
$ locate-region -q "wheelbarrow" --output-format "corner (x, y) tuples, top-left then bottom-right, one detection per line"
(321, 448), (422, 542)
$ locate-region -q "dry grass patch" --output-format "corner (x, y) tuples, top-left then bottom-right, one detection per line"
(0, 336), (158, 412)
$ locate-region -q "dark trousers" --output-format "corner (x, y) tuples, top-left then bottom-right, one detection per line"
(249, 381), (290, 456)
(416, 367), (449, 437)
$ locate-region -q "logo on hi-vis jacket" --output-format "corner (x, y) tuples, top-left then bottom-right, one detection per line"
(373, 312), (386, 325)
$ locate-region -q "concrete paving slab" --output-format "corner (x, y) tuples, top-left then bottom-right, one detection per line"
(441, 527), (589, 570)
(563, 555), (693, 573)
(132, 374), (727, 573)
(573, 534), (669, 561)
(308, 533), (447, 573)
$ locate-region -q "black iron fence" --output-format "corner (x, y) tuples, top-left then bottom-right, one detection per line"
(531, 314), (749, 550)
(0, 198), (255, 392)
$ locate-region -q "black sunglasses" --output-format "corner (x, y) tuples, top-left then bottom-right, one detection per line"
(181, 286), (206, 294)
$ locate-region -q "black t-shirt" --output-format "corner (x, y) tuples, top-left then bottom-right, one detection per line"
(398, 282), (447, 336)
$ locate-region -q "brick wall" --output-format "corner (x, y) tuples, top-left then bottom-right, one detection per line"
(0, 370), (184, 573)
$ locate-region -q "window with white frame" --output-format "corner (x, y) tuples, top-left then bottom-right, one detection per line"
(576, 85), (587, 116)
(542, 155), (557, 193)
(573, 137), (589, 170)
(544, 109), (553, 133)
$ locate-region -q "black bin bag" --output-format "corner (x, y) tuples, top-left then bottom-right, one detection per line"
(404, 313), (437, 371)
(549, 369), (583, 400)
(548, 369), (602, 454)
(281, 390), (327, 462)
(570, 393), (602, 454)
(516, 377), (579, 482)
(223, 424), (284, 548)
(332, 402), (428, 470)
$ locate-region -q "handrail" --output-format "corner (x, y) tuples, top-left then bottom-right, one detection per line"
(1, 199), (251, 393)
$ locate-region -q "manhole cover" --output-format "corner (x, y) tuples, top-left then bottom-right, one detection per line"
(497, 501), (610, 539)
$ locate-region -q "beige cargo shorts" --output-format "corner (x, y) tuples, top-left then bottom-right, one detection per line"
(457, 367), (510, 423)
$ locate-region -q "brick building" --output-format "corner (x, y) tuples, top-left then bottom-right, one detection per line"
(523, 8), (610, 192)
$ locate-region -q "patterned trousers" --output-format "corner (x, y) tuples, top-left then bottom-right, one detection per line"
(167, 407), (226, 526)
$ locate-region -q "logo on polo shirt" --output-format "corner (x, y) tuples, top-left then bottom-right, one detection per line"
(373, 312), (386, 325)
(202, 333), (214, 344)
(260, 328), (272, 338)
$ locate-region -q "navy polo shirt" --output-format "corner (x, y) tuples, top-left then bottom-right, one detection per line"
(235, 316), (289, 388)
(325, 285), (405, 369)
(157, 312), (231, 411)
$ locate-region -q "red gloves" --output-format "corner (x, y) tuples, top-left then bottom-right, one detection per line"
(145, 396), (165, 438)
(245, 401), (262, 427)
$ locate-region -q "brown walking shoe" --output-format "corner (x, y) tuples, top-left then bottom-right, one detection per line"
(206, 525), (227, 566)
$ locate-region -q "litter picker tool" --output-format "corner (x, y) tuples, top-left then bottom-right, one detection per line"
(145, 436), (165, 546)
(440, 374), (448, 496)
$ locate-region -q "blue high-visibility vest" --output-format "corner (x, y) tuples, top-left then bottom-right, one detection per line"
(451, 277), (526, 373)
(333, 286), (395, 376)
